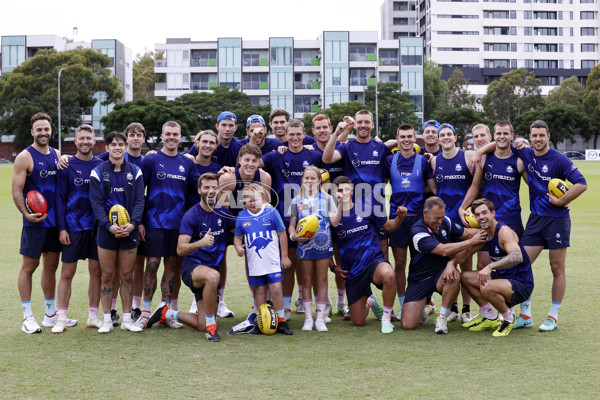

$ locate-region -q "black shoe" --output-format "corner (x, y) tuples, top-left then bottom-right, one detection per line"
(146, 305), (167, 329)
(111, 309), (119, 327)
(276, 321), (293, 335)
(131, 307), (141, 321)
(205, 326), (221, 342)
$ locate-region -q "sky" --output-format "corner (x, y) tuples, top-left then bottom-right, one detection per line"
(2, 0), (382, 57)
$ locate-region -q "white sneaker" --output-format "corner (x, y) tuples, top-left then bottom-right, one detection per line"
(134, 312), (150, 329)
(86, 316), (103, 328)
(447, 311), (460, 322)
(121, 320), (143, 332)
(98, 320), (113, 333)
(324, 316), (332, 323)
(315, 318), (328, 332)
(420, 307), (428, 324)
(22, 315), (42, 334)
(461, 311), (473, 323)
(434, 315), (448, 334)
(295, 298), (305, 313)
(217, 302), (234, 318)
(160, 319), (183, 329)
(190, 300), (198, 314)
(284, 309), (292, 322)
(52, 319), (68, 333)
(424, 304), (436, 315)
(302, 318), (314, 332)
(42, 313), (77, 327)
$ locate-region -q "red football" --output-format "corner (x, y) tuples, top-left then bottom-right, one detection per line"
(26, 190), (48, 216)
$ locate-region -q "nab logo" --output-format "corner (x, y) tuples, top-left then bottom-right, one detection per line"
(157, 172), (166, 180)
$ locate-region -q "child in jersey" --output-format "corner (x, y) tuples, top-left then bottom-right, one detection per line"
(288, 166), (340, 332)
(234, 184), (293, 335)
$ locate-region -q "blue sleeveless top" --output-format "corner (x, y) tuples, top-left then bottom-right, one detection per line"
(487, 222), (534, 289)
(435, 149), (472, 223)
(389, 152), (426, 216)
(231, 168), (262, 217)
(482, 153), (522, 225)
(23, 146), (59, 227)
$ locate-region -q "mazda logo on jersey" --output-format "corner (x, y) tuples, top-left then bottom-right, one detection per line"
(74, 178), (84, 186)
(157, 172), (166, 180)
(352, 159), (360, 167)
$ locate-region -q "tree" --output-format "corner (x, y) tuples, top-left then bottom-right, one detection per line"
(446, 68), (476, 109)
(301, 101), (367, 133)
(514, 102), (591, 148)
(423, 59), (448, 119)
(0, 48), (122, 148)
(431, 106), (488, 149)
(133, 51), (165, 101)
(365, 81), (421, 141)
(101, 99), (199, 148)
(481, 68), (543, 123)
(546, 76), (585, 110)
(582, 65), (600, 147)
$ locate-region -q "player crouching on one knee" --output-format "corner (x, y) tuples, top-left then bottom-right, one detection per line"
(330, 176), (407, 334)
(233, 183), (293, 335)
(460, 198), (534, 337)
(146, 173), (235, 342)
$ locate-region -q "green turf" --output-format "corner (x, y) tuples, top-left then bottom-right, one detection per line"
(0, 162), (599, 399)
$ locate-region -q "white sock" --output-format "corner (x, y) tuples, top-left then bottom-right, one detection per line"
(303, 300), (312, 320)
(103, 313), (111, 324)
(316, 302), (326, 320)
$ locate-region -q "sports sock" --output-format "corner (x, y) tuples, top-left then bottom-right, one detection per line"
(170, 298), (178, 311)
(88, 306), (99, 319)
(501, 309), (514, 324)
(548, 301), (561, 321)
(276, 308), (284, 323)
(462, 304), (470, 314)
(450, 303), (459, 314)
(142, 300), (152, 313)
(337, 289), (346, 307)
(439, 306), (451, 317)
(303, 300), (313, 320)
(316, 301), (326, 320)
(382, 306), (393, 323)
(205, 314), (216, 327)
(132, 295), (141, 309)
(166, 309), (180, 321)
(45, 298), (57, 316)
(122, 312), (132, 323)
(479, 302), (497, 319)
(57, 308), (68, 321)
(111, 297), (117, 311)
(103, 313), (112, 324)
(22, 301), (33, 318)
(366, 295), (376, 309)
(283, 295), (292, 311)
(519, 299), (532, 318)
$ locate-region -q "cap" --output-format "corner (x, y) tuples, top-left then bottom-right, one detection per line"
(246, 114), (266, 127)
(217, 111), (237, 123)
(422, 120), (440, 131)
(437, 123), (456, 135)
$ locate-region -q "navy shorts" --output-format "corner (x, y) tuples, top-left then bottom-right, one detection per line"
(506, 279), (534, 308)
(480, 222), (524, 251)
(248, 271), (284, 287)
(283, 220), (298, 249)
(522, 214), (570, 250)
(61, 229), (98, 263)
(181, 260), (219, 302)
(389, 215), (420, 248)
(97, 228), (139, 250)
(404, 268), (444, 303)
(20, 226), (61, 258)
(345, 258), (388, 306)
(145, 228), (179, 257)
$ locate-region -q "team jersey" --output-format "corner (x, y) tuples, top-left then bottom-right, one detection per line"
(98, 151), (144, 168)
(239, 137), (283, 155)
(229, 168), (262, 217)
(23, 146), (59, 228)
(487, 222), (534, 289)
(481, 152), (522, 225)
(408, 217), (465, 283)
(419, 146), (442, 157)
(385, 152), (432, 217)
(106, 171), (126, 212)
(512, 146), (586, 218)
(434, 149), (473, 223)
(179, 204), (235, 269)
(312, 143), (345, 183)
(187, 138), (241, 168)
(290, 192), (337, 259)
(186, 160), (222, 206)
(332, 202), (387, 280)
(142, 150), (199, 229)
(282, 136), (316, 147)
(56, 156), (103, 232)
(262, 148), (321, 221)
(235, 206), (285, 276)
(337, 139), (390, 188)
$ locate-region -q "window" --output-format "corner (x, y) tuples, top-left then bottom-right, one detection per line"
(379, 49), (398, 65)
(438, 14), (479, 18)
(534, 27), (557, 35)
(580, 11), (595, 19)
(271, 47), (292, 66)
(511, 26), (517, 35)
(243, 51), (268, 67)
(219, 46), (240, 67)
(581, 27), (595, 36)
(534, 11), (557, 19)
(293, 50), (319, 66)
(439, 47), (479, 51)
(271, 72), (292, 89)
(167, 73), (189, 90)
(540, 76), (559, 85)
(294, 72), (320, 89)
(242, 73), (268, 90)
(349, 45), (376, 62)
(294, 96), (320, 114)
(401, 45), (422, 65)
(219, 72), (241, 89)
(524, 11), (532, 19)
(438, 31), (479, 35)
(379, 72), (398, 82)
(581, 44), (597, 52)
(524, 27), (533, 35)
(525, 60), (534, 68)
(191, 74), (217, 90)
(524, 43), (533, 52)
(484, 26), (510, 35)
(535, 44), (558, 52)
(325, 40), (348, 62)
(350, 69), (374, 86)
(393, 17), (409, 25)
(484, 10), (509, 18)
(582, 60), (597, 69)
(484, 59), (509, 68)
(510, 10), (516, 18)
(511, 59), (517, 68)
(191, 50), (217, 67)
(535, 60), (558, 69)
(484, 43), (510, 51)
(511, 43), (517, 52)
(326, 67), (344, 86)
(401, 71), (422, 89)
(2, 43), (26, 68)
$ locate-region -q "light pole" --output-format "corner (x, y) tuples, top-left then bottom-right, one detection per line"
(57, 67), (66, 153)
(367, 72), (380, 138)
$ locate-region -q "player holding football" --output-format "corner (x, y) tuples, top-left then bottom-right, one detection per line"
(54, 124), (104, 332)
(460, 198), (534, 337)
(474, 120), (587, 331)
(12, 112), (68, 333)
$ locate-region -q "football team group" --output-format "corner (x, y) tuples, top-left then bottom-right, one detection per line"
(12, 107), (586, 342)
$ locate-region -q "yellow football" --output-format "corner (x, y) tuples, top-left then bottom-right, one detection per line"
(413, 143), (421, 154)
(320, 168), (330, 183)
(257, 303), (277, 335)
(391, 146), (399, 154)
(548, 178), (572, 199)
(109, 204), (130, 227)
(464, 207), (480, 228)
(296, 215), (320, 239)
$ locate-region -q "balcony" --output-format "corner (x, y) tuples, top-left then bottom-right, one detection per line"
(294, 81), (320, 89)
(155, 82), (167, 90)
(155, 59), (167, 68)
(191, 58), (217, 67)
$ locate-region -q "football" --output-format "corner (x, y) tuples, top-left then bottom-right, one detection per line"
(26, 190), (47, 216)
(109, 204), (130, 227)
(390, 144), (420, 154)
(320, 168), (330, 184)
(464, 207), (480, 228)
(296, 215), (320, 239)
(257, 303), (277, 335)
(548, 178), (572, 199)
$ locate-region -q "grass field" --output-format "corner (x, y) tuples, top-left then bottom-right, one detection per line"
(0, 162), (599, 399)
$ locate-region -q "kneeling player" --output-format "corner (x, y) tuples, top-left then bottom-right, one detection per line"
(330, 176), (407, 334)
(460, 199), (534, 337)
(148, 173), (235, 342)
(234, 184), (292, 335)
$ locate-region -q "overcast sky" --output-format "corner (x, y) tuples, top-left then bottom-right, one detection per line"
(3, 0), (382, 57)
